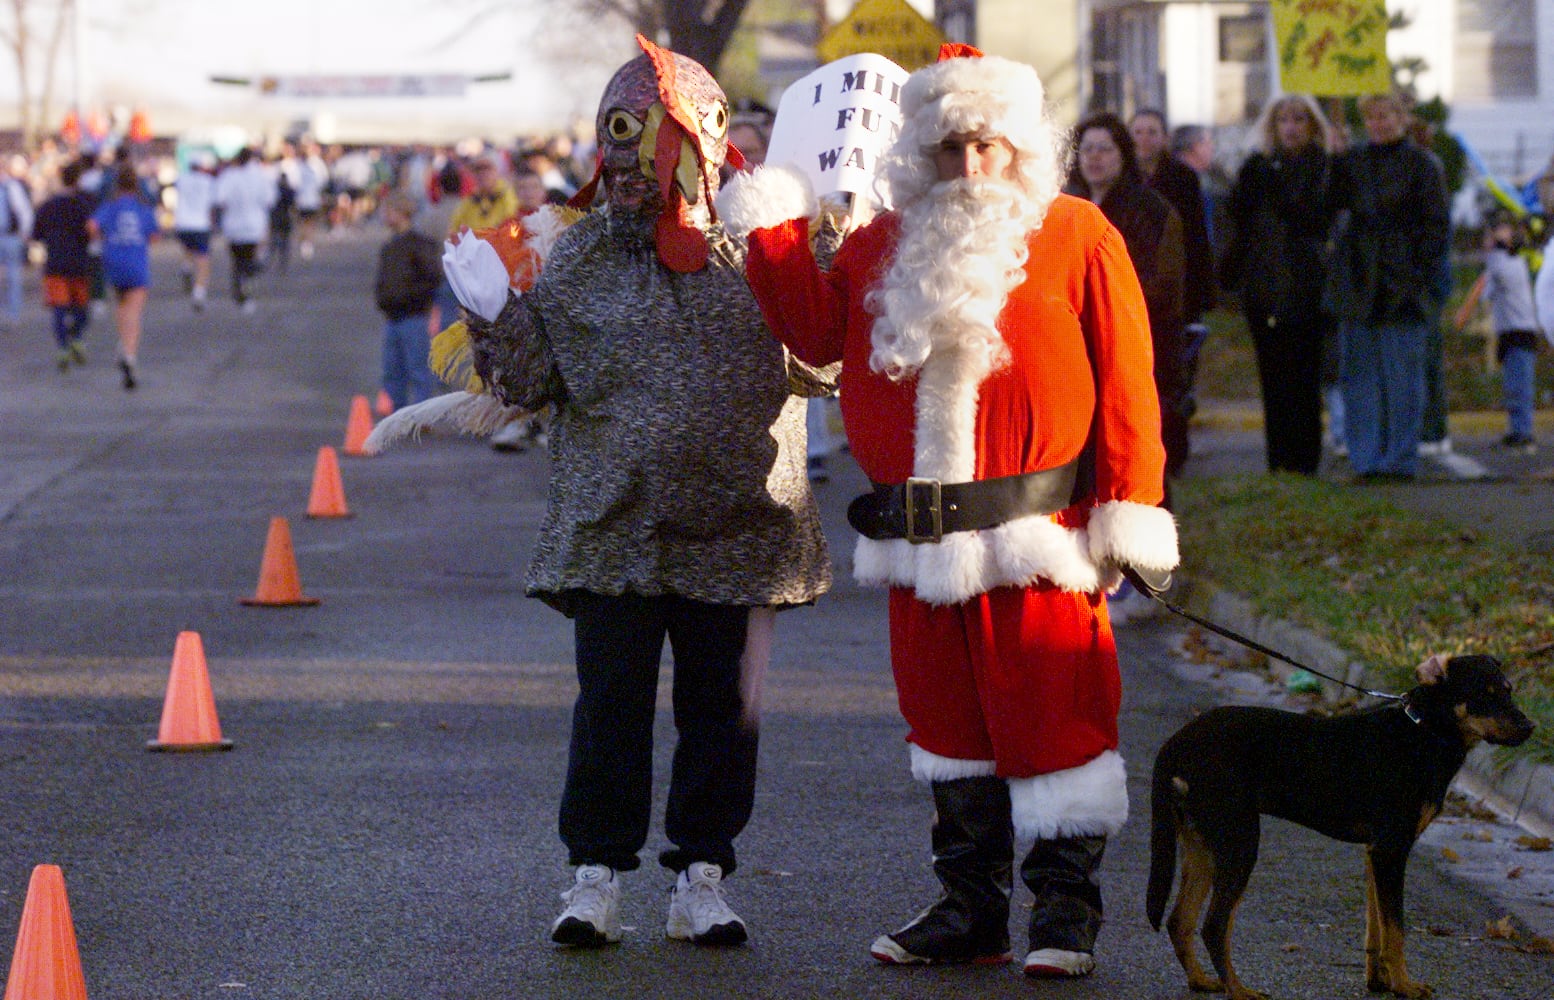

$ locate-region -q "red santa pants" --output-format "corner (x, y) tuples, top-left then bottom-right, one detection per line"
(888, 584), (1120, 779)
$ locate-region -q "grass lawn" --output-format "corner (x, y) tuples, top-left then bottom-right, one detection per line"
(1175, 474), (1554, 766)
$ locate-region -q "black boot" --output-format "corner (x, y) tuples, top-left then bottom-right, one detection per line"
(871, 776), (1013, 965)
(1021, 834), (1105, 977)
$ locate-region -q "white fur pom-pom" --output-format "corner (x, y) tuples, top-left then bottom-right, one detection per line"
(716, 164), (817, 238)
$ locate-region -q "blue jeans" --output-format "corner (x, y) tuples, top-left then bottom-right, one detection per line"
(381, 314), (437, 408)
(1502, 344), (1537, 439)
(1340, 319), (1427, 476)
(431, 279), (459, 334)
(0, 234), (24, 321)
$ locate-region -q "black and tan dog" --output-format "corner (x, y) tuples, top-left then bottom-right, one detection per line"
(1147, 654), (1535, 999)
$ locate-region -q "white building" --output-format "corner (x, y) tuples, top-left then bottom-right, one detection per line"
(942, 0), (1553, 186)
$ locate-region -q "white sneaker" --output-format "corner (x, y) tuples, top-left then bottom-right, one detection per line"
(1023, 947), (1095, 978)
(665, 862), (747, 946)
(551, 865), (621, 947)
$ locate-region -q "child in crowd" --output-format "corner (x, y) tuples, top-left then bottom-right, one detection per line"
(1457, 210), (1543, 452)
(89, 165), (161, 390)
(32, 158), (95, 371)
(372, 192), (442, 409)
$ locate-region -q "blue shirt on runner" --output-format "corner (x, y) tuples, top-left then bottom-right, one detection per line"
(92, 194), (160, 290)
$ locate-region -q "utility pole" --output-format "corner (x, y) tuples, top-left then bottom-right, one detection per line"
(70, 0), (82, 129)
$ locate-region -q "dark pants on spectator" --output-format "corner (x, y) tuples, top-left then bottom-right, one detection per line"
(1251, 312), (1325, 475)
(560, 591), (761, 875)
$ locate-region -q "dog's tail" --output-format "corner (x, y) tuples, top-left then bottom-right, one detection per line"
(1145, 761), (1180, 931)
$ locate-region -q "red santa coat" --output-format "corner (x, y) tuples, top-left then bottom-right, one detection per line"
(741, 189), (1177, 839)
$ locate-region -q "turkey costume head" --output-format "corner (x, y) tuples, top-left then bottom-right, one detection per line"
(582, 34), (738, 273)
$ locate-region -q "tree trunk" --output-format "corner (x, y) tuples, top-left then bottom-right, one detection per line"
(34, 0), (71, 151)
(662, 0), (751, 74)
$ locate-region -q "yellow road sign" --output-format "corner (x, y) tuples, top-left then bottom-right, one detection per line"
(817, 0), (945, 72)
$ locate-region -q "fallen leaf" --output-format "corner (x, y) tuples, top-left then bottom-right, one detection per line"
(1522, 936), (1554, 955)
(1462, 829), (1494, 843)
(1507, 866), (1525, 880)
(1514, 835), (1553, 851)
(1426, 926), (1455, 937)
(1280, 943), (1301, 953)
(1441, 847), (1461, 862)
(1486, 916), (1519, 941)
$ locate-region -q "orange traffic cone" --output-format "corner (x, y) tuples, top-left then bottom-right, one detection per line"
(305, 446), (351, 519)
(374, 389), (394, 417)
(3, 864), (87, 1000)
(147, 631), (233, 752)
(342, 395), (374, 456)
(240, 516), (320, 607)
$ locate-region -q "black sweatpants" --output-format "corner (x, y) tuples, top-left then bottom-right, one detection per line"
(559, 591), (762, 875)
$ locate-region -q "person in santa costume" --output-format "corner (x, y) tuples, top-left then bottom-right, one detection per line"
(410, 36), (836, 950)
(717, 45), (1178, 978)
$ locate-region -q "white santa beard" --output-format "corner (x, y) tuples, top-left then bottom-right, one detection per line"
(868, 178), (1035, 386)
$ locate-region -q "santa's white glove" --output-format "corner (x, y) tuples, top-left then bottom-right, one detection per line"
(442, 234), (510, 323)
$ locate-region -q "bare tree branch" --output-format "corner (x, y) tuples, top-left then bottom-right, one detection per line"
(2, 0), (78, 150)
(570, 0), (751, 72)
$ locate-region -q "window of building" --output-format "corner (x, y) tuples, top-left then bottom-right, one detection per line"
(1214, 7), (1269, 125)
(1456, 0), (1538, 100)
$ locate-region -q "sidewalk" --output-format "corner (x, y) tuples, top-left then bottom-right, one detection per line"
(1185, 399), (1554, 840)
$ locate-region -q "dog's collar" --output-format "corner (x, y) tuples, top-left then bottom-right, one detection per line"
(1400, 694), (1463, 750)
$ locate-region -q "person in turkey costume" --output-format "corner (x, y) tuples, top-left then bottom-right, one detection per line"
(717, 46), (1178, 977)
(426, 37), (834, 949)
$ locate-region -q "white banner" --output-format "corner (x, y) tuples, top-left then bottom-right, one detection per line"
(257, 75), (470, 99)
(766, 53), (909, 211)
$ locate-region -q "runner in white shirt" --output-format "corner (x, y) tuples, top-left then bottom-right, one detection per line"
(172, 153), (217, 309)
(213, 147), (276, 313)
(293, 141), (329, 260)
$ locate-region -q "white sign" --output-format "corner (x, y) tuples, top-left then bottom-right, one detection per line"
(766, 53), (909, 211)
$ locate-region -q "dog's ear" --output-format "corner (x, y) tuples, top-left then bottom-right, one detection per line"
(1415, 654), (1449, 685)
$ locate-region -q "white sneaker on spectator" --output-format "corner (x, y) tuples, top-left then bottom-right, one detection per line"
(551, 865), (621, 947)
(665, 862), (747, 946)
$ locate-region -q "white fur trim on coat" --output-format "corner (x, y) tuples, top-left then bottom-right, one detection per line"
(909, 744), (998, 782)
(1007, 750), (1128, 840)
(715, 165), (817, 238)
(853, 515), (1103, 606)
(1086, 500), (1179, 573)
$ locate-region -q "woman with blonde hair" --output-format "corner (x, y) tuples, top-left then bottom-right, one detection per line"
(1222, 94), (1339, 474)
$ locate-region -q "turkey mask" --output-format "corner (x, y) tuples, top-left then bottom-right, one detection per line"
(585, 34), (739, 272)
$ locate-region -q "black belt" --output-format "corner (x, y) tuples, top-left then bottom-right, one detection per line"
(847, 461), (1080, 544)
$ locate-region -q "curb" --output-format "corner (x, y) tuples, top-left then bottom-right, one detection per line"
(1177, 582), (1554, 839)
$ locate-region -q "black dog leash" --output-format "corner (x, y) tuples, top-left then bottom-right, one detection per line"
(1124, 569), (1402, 703)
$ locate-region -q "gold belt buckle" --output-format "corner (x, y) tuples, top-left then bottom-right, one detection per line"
(904, 477), (943, 544)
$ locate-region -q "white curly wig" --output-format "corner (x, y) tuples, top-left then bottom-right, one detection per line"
(877, 54), (1067, 216)
(865, 55), (1065, 380)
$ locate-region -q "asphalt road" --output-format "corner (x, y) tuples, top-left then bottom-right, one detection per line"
(0, 227), (1549, 999)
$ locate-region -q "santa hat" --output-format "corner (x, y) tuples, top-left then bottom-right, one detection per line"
(897, 50), (1048, 158)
